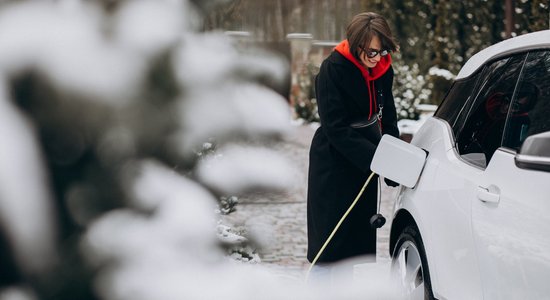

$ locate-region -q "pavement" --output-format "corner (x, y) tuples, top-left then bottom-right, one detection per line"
(221, 123), (399, 275)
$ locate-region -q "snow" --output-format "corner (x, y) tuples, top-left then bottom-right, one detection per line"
(174, 32), (289, 91)
(196, 144), (297, 195)
(398, 118), (423, 135)
(217, 223), (248, 244)
(398, 104), (437, 135)
(0, 2), (145, 104)
(113, 0), (186, 56)
(174, 32), (240, 87)
(0, 75), (58, 276)
(428, 66), (456, 81)
(0, 286), (36, 300)
(0, 1), (401, 299)
(175, 82), (291, 157)
(415, 104), (438, 112)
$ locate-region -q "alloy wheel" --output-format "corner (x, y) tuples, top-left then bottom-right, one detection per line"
(393, 240), (426, 300)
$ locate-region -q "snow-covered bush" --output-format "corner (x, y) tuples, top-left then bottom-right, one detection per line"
(293, 62), (320, 123)
(0, 1), (399, 299)
(428, 65), (456, 105)
(392, 61), (432, 120)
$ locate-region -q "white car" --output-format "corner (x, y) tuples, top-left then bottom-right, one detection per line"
(372, 30), (550, 299)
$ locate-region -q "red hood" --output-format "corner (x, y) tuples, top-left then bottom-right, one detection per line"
(334, 39), (392, 82)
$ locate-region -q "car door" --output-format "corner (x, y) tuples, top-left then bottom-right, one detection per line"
(417, 72), (482, 299)
(471, 50), (550, 299)
(428, 53), (527, 299)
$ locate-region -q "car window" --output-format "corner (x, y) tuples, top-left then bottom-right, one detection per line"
(435, 71), (482, 138)
(455, 54), (527, 168)
(502, 50), (550, 151)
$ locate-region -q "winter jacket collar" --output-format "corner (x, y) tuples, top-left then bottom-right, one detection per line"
(334, 39), (392, 82)
(334, 39), (392, 118)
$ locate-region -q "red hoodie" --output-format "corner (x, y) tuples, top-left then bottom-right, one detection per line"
(335, 39), (392, 118)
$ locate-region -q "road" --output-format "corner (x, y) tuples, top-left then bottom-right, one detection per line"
(221, 123), (400, 276)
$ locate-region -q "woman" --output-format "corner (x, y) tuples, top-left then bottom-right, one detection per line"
(307, 12), (400, 270)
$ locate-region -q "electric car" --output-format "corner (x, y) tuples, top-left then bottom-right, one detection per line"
(372, 30), (550, 299)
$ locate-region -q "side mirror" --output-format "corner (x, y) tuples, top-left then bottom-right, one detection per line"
(371, 135), (427, 188)
(515, 131), (550, 172)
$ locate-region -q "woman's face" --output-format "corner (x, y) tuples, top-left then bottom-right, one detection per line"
(360, 35), (382, 68)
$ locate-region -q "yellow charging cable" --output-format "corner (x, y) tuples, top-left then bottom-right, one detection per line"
(305, 171), (376, 282)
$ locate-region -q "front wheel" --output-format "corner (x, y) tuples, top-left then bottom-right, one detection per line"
(391, 225), (434, 300)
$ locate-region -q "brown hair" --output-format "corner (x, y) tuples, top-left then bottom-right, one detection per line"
(346, 12), (399, 61)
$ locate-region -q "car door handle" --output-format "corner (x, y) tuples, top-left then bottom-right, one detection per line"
(477, 186), (500, 204)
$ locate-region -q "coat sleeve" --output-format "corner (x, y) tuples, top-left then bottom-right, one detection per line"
(381, 66), (400, 138)
(315, 61), (378, 173)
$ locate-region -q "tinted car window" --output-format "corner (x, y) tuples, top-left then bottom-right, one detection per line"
(455, 54), (527, 168)
(435, 72), (482, 137)
(503, 50), (550, 151)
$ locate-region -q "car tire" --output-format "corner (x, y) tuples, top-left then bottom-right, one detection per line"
(391, 225), (435, 300)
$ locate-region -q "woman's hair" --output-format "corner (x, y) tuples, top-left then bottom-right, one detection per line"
(346, 12), (399, 61)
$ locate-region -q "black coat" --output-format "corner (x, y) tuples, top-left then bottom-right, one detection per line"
(307, 50), (399, 263)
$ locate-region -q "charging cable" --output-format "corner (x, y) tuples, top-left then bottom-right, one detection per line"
(306, 171), (377, 282)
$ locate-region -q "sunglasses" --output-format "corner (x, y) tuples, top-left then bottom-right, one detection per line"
(361, 48), (390, 58)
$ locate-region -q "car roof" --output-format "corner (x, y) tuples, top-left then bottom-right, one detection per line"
(456, 29), (550, 80)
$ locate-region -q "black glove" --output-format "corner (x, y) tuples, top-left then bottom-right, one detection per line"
(384, 177), (399, 187)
